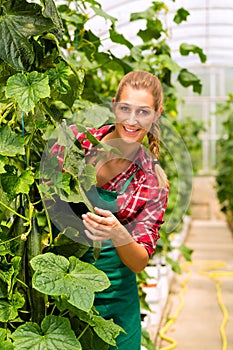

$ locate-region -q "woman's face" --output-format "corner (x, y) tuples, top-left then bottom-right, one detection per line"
(113, 86), (158, 144)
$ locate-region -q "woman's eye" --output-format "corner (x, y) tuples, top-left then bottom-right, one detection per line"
(137, 109), (150, 116)
(120, 105), (130, 113)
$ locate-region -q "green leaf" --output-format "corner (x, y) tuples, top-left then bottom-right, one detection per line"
(138, 19), (163, 41)
(0, 0), (55, 70)
(78, 163), (97, 191)
(12, 315), (81, 350)
(59, 180), (84, 204)
(130, 46), (143, 61)
(1, 169), (34, 197)
(15, 170), (34, 194)
(31, 253), (110, 312)
(53, 228), (90, 259)
(0, 329), (13, 350)
(109, 25), (133, 49)
(156, 54), (180, 72)
(56, 302), (124, 347)
(165, 256), (181, 274)
(75, 123), (122, 156)
(173, 8), (190, 24)
(130, 4), (166, 22)
(0, 280), (7, 299)
(91, 314), (125, 346)
(63, 148), (85, 178)
(179, 244), (193, 261)
(90, 5), (117, 24)
(57, 120), (76, 147)
(0, 125), (24, 157)
(5, 72), (50, 113)
(42, 0), (64, 40)
(178, 69), (202, 94)
(0, 156), (7, 173)
(131, 3), (166, 42)
(180, 43), (207, 63)
(0, 342), (14, 350)
(0, 300), (11, 322)
(141, 328), (156, 350)
(0, 292), (24, 322)
(76, 103), (114, 128)
(0, 256), (18, 287)
(0, 232), (12, 257)
(70, 317), (109, 350)
(46, 61), (71, 94)
(80, 30), (101, 62)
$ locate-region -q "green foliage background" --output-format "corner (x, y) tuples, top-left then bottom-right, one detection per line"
(216, 94), (233, 228)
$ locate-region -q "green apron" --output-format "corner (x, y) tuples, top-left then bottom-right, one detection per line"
(82, 174), (141, 349)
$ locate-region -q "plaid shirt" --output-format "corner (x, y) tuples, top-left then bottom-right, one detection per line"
(67, 124), (169, 257)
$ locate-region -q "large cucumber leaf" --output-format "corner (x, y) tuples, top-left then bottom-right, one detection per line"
(56, 299), (125, 347)
(31, 253), (110, 312)
(12, 315), (81, 350)
(5, 72), (50, 113)
(0, 0), (55, 70)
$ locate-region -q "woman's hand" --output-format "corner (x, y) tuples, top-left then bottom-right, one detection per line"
(82, 207), (149, 273)
(82, 207), (133, 247)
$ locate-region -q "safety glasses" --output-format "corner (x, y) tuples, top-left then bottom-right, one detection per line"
(114, 102), (155, 120)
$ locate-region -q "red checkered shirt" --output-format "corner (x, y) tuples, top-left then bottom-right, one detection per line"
(53, 124), (169, 257)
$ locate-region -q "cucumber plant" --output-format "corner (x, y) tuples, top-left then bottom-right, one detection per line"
(0, 1), (123, 348)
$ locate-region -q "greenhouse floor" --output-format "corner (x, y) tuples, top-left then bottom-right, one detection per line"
(157, 176), (233, 350)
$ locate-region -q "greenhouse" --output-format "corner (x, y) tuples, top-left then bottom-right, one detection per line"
(0, 0), (232, 349)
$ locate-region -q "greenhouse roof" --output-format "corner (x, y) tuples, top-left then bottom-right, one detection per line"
(87, 0), (233, 68)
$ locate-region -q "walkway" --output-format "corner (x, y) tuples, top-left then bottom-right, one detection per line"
(157, 176), (233, 350)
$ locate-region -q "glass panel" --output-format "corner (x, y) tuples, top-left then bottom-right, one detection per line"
(225, 68), (233, 94)
(180, 103), (203, 122)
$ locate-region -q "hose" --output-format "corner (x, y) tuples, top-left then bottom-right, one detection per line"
(158, 260), (233, 350)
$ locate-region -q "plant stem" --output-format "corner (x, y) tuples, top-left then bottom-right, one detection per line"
(0, 234), (24, 246)
(0, 200), (28, 221)
(36, 182), (53, 245)
(77, 324), (90, 341)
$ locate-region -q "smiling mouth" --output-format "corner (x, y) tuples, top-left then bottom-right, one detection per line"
(123, 126), (140, 133)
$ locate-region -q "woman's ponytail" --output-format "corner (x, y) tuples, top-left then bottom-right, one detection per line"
(147, 122), (168, 188)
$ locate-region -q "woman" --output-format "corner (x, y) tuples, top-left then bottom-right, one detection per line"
(52, 70), (169, 349)
(70, 70), (169, 349)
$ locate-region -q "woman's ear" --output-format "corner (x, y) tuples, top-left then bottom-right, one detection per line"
(153, 106), (163, 123)
(112, 98), (116, 113)
(158, 105), (163, 117)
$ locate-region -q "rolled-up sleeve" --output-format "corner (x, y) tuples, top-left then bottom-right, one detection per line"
(118, 180), (169, 257)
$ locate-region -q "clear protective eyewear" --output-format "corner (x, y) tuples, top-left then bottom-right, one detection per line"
(114, 102), (156, 120)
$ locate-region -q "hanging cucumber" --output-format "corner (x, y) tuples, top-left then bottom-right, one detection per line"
(8, 201), (30, 321)
(27, 215), (46, 324)
(8, 204), (27, 257)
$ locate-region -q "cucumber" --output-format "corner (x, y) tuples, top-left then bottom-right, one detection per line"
(8, 205), (26, 257)
(8, 204), (29, 320)
(27, 215), (46, 324)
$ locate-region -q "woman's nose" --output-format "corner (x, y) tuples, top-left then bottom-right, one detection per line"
(128, 110), (137, 124)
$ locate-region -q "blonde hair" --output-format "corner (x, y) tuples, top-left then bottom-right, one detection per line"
(115, 70), (168, 188)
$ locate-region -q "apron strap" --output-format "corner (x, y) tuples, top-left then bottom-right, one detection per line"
(118, 169), (137, 195)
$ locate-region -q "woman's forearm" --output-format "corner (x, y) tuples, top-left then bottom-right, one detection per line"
(114, 240), (149, 274)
